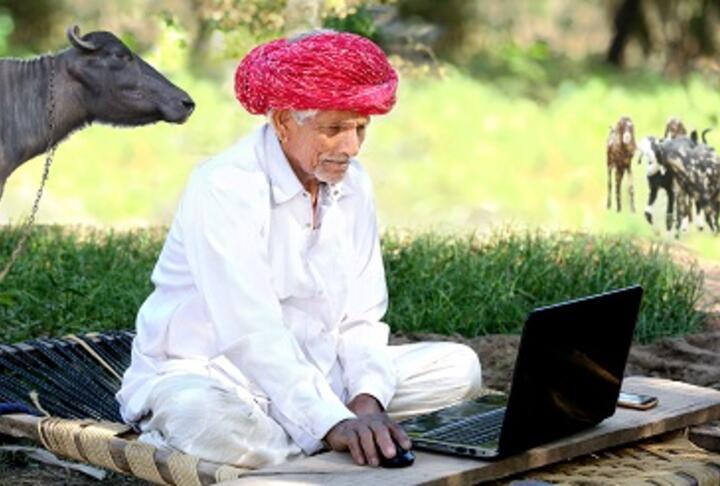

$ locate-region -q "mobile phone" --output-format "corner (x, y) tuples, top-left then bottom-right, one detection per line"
(617, 391), (659, 410)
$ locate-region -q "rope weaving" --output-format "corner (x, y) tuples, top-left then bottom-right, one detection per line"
(65, 334), (124, 381)
(37, 417), (94, 462)
(167, 452), (202, 486)
(0, 331), (260, 484)
(33, 415), (230, 485)
(214, 464), (249, 482)
(0, 331), (133, 421)
(78, 422), (131, 472)
(125, 440), (168, 485)
(513, 434), (720, 485)
(28, 390), (50, 417)
(1, 331), (719, 485)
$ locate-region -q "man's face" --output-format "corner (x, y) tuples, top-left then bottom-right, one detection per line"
(280, 110), (370, 186)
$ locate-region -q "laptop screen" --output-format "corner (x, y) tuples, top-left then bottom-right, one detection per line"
(498, 285), (643, 455)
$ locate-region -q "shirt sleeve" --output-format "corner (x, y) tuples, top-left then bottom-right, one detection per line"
(336, 175), (397, 408)
(179, 166), (354, 449)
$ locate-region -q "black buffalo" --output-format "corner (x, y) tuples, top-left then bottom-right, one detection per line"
(0, 25), (195, 199)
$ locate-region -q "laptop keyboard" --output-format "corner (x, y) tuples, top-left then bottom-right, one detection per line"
(420, 407), (506, 445)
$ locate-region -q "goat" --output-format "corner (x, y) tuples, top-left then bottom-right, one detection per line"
(664, 117), (687, 139)
(640, 119), (715, 233)
(638, 136), (676, 231)
(606, 116), (637, 212)
(643, 136), (720, 237)
(641, 118), (688, 231)
(0, 26), (195, 200)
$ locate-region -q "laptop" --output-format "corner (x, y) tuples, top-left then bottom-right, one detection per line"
(400, 285), (643, 459)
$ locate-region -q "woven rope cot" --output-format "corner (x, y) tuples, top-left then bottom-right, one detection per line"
(33, 417), (249, 484)
(508, 432), (720, 485)
(0, 332), (719, 485)
(0, 332), (248, 485)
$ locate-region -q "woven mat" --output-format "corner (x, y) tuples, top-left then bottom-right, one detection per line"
(500, 432), (720, 485)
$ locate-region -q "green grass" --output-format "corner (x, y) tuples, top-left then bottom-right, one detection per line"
(384, 229), (706, 343)
(0, 31), (712, 345)
(5, 41), (720, 261)
(0, 226), (163, 342)
(0, 226), (705, 344)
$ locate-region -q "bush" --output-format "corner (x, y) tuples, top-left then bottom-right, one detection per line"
(383, 229), (706, 343)
(323, 5), (382, 45)
(0, 226), (163, 342)
(394, 0), (479, 58)
(0, 226), (706, 344)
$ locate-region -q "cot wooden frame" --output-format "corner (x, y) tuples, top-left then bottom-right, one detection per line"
(0, 376), (719, 485)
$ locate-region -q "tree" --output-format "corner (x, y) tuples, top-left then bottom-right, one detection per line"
(0, 0), (66, 53)
(606, 0), (720, 74)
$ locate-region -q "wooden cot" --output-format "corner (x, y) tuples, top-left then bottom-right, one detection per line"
(1, 376), (720, 485)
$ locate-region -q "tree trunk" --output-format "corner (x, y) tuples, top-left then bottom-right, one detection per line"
(606, 0), (641, 66)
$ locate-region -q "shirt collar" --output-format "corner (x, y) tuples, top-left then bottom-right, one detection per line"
(262, 123), (354, 204)
(264, 124), (304, 205)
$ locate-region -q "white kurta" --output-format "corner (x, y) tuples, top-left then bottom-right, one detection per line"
(117, 123), (397, 453)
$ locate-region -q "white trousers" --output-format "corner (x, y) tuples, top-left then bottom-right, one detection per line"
(138, 341), (482, 468)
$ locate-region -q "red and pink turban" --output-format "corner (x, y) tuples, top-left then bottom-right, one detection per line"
(234, 31), (398, 116)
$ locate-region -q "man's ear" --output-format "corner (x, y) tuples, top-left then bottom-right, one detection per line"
(271, 110), (292, 143)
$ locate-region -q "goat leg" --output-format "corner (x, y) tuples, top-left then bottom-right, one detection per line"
(674, 187), (690, 239)
(665, 187), (674, 231)
(695, 201), (705, 231)
(645, 177), (659, 225)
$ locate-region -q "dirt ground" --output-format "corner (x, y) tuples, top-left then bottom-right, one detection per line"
(2, 263), (720, 484)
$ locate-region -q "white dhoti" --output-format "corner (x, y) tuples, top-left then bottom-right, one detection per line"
(136, 341), (482, 468)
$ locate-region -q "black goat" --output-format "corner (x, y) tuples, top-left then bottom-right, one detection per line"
(640, 135), (720, 237)
(0, 26), (195, 199)
(639, 136), (677, 231)
(640, 119), (713, 234)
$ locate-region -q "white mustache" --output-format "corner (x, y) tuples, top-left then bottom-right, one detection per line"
(321, 159), (350, 166)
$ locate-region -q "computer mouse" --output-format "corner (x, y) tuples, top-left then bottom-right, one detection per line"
(378, 440), (415, 468)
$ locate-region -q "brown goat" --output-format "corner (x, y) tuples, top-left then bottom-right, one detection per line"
(664, 117), (687, 139)
(606, 116), (637, 212)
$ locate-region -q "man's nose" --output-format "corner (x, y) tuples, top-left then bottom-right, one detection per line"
(337, 129), (361, 157)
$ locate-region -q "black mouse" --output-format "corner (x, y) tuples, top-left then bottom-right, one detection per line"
(378, 440), (415, 468)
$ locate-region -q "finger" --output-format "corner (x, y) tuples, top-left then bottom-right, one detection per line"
(358, 425), (380, 466)
(346, 429), (365, 466)
(370, 421), (396, 459)
(389, 422), (412, 450)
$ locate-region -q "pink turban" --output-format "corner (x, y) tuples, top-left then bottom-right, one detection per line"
(235, 31), (398, 116)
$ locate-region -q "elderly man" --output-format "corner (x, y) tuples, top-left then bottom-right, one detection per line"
(117, 31), (482, 468)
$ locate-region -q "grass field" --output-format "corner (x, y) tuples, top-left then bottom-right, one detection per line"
(3, 42), (720, 260)
(0, 226), (705, 344)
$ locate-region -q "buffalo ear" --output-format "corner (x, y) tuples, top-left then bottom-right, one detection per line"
(66, 57), (102, 96)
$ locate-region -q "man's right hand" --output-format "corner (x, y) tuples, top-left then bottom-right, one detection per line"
(323, 414), (411, 467)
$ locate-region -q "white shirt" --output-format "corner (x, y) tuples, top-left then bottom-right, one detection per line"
(117, 124), (396, 453)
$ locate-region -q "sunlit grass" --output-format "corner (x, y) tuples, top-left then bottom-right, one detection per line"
(2, 52), (719, 260)
(0, 226), (705, 344)
(384, 228), (706, 343)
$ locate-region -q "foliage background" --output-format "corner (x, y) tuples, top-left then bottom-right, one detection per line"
(1, 1), (718, 261)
